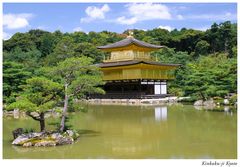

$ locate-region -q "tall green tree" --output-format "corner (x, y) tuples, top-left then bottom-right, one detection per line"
(219, 21), (232, 54)
(152, 47), (190, 65)
(7, 77), (62, 131)
(194, 40), (210, 57)
(47, 57), (105, 132)
(205, 22), (220, 53)
(169, 29), (204, 53)
(39, 33), (55, 57)
(3, 61), (32, 103)
(146, 28), (171, 45)
(4, 47), (42, 71)
(70, 31), (89, 43)
(74, 42), (105, 63)
(45, 36), (75, 65)
(3, 32), (36, 52)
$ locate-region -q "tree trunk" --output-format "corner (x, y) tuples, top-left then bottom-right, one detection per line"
(224, 40), (228, 53)
(199, 91), (206, 101)
(39, 112), (45, 132)
(60, 84), (68, 132)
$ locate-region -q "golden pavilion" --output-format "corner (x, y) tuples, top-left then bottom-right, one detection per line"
(93, 34), (180, 99)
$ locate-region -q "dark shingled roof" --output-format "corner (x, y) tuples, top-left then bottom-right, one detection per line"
(97, 60), (181, 68)
(97, 37), (164, 49)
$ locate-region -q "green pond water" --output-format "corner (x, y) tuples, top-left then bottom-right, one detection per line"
(3, 104), (237, 159)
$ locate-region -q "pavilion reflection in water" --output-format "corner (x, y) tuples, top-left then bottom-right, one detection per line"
(154, 106), (167, 121)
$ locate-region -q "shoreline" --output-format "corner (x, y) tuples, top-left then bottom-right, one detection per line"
(85, 96), (184, 106)
(3, 97), (237, 119)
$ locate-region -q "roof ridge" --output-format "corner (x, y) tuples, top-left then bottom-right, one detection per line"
(97, 37), (163, 50)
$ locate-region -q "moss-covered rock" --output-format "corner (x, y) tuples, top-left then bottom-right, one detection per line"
(23, 142), (32, 147)
(12, 130), (79, 147)
(34, 140), (56, 147)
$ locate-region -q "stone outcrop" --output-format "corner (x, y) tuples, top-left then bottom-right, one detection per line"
(34, 141), (56, 147)
(56, 136), (74, 145)
(23, 142), (33, 147)
(203, 99), (216, 107)
(12, 134), (31, 145)
(12, 130), (79, 147)
(194, 99), (216, 109)
(50, 133), (62, 139)
(66, 130), (74, 137)
(194, 100), (203, 106)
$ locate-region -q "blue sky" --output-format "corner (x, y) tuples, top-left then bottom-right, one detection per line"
(3, 3), (237, 39)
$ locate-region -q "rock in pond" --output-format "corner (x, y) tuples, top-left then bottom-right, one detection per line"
(66, 130), (74, 137)
(12, 130), (78, 147)
(194, 100), (203, 106)
(12, 134), (31, 145)
(23, 142), (33, 147)
(34, 141), (56, 147)
(56, 136), (74, 145)
(66, 130), (80, 140)
(194, 99), (216, 109)
(50, 133), (63, 139)
(203, 99), (216, 108)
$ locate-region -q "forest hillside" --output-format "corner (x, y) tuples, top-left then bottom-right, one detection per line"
(3, 21), (237, 104)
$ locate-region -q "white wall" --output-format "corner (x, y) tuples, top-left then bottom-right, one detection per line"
(154, 85), (161, 94)
(154, 83), (167, 94)
(161, 84), (167, 94)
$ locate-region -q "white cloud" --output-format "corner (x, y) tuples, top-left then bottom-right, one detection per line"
(127, 3), (171, 20)
(81, 4), (110, 23)
(158, 25), (173, 31)
(73, 27), (83, 32)
(116, 3), (172, 25)
(3, 32), (12, 40)
(116, 16), (138, 25)
(3, 13), (33, 29)
(177, 14), (184, 20)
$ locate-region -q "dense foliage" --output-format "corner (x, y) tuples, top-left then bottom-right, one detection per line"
(3, 21), (237, 103)
(7, 77), (62, 131)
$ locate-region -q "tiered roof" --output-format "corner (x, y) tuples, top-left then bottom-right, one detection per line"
(97, 36), (164, 51)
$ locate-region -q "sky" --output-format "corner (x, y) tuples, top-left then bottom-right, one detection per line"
(3, 3), (237, 40)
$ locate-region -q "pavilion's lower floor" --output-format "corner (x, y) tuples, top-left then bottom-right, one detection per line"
(89, 79), (171, 99)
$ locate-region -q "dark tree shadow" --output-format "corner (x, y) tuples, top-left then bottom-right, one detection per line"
(77, 129), (101, 137)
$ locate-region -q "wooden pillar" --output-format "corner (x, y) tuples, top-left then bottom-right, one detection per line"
(121, 82), (124, 93)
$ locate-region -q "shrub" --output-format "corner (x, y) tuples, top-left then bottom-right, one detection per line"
(229, 94), (237, 105)
(168, 87), (184, 97)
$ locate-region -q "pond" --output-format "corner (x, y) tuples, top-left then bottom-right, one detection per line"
(3, 104), (237, 159)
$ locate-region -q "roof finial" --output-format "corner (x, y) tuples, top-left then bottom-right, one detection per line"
(127, 30), (134, 38)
